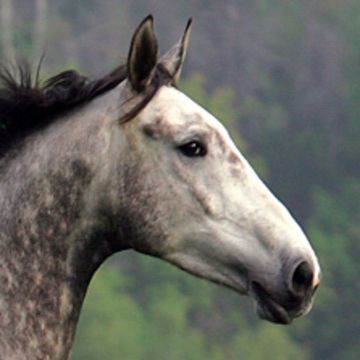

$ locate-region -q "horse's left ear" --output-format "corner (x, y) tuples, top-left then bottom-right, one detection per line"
(127, 15), (159, 92)
(159, 18), (192, 82)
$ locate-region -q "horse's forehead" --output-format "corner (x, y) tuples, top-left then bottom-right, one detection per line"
(145, 87), (233, 143)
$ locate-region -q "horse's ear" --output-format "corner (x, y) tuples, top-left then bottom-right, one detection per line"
(127, 15), (158, 92)
(159, 18), (192, 82)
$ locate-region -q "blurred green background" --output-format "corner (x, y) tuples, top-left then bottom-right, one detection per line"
(1, 1), (359, 359)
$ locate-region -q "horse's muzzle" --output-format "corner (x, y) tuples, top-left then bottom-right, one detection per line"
(251, 260), (320, 324)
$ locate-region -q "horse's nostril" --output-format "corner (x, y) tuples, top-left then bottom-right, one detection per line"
(291, 261), (314, 294)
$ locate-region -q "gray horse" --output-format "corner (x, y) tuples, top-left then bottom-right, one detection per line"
(0, 16), (320, 360)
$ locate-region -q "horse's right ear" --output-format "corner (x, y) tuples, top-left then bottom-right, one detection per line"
(127, 15), (158, 92)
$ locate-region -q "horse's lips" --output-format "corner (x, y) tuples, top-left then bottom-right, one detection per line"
(251, 282), (292, 325)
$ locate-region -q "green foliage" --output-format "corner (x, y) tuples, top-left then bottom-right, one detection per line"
(341, 3), (360, 180)
(304, 180), (360, 360)
(71, 266), (146, 360)
(229, 324), (307, 360)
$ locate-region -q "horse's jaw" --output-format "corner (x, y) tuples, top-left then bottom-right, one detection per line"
(160, 214), (319, 325)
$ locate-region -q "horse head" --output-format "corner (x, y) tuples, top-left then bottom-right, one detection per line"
(107, 16), (321, 324)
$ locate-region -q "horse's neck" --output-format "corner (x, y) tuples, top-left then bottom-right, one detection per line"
(0, 91), (122, 359)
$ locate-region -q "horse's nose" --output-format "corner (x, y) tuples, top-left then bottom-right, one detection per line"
(289, 260), (320, 297)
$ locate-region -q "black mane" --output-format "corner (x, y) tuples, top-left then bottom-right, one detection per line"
(0, 63), (127, 157)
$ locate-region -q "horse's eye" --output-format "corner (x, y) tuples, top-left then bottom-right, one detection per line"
(178, 140), (207, 157)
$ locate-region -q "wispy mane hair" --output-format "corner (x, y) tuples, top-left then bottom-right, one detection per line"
(0, 62), (127, 157)
(0, 60), (174, 159)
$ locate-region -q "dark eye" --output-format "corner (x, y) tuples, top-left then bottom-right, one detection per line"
(178, 140), (207, 157)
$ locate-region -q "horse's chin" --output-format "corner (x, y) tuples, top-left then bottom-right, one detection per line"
(254, 298), (292, 325)
(251, 281), (313, 325)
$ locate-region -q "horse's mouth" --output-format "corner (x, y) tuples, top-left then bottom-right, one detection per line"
(251, 282), (293, 325)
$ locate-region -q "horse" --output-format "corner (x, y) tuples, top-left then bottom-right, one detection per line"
(0, 16), (320, 360)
